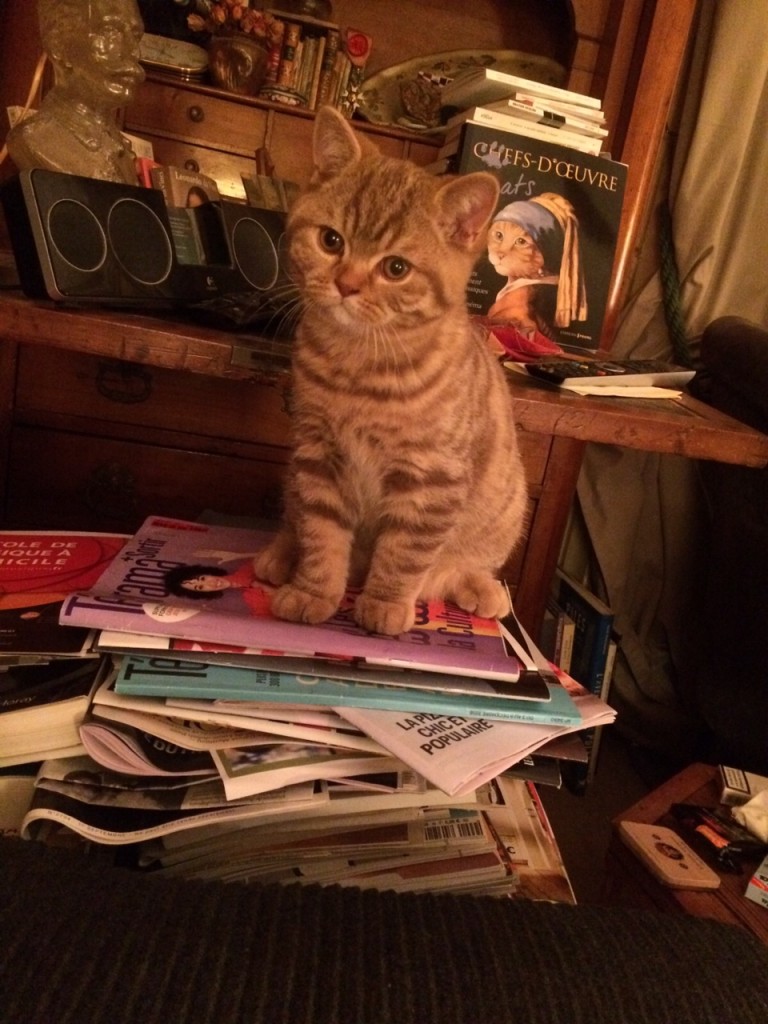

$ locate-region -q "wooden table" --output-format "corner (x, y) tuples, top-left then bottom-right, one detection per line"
(606, 763), (768, 943)
(1, 290), (767, 466)
(1, 287), (767, 638)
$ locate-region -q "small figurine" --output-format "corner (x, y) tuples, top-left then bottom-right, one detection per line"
(6, 0), (145, 184)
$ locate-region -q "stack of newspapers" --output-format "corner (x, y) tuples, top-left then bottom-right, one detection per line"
(9, 516), (615, 899)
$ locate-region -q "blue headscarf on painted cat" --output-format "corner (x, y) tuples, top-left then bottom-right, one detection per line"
(492, 192), (587, 326)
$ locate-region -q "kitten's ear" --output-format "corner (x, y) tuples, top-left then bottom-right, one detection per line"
(435, 173), (500, 252)
(311, 106), (363, 182)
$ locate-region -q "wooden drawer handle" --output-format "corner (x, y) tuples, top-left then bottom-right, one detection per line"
(188, 105), (205, 123)
(95, 360), (152, 404)
(85, 462), (138, 520)
(184, 159), (201, 173)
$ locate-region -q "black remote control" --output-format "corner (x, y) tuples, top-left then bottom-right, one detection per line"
(524, 358), (695, 388)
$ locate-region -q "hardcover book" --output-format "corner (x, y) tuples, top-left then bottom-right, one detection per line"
(454, 122), (627, 353)
(441, 67), (602, 112)
(60, 516), (523, 683)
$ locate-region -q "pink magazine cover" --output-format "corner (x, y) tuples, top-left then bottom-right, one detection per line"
(60, 516), (522, 682)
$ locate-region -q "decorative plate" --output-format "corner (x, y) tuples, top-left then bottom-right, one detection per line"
(357, 49), (566, 132)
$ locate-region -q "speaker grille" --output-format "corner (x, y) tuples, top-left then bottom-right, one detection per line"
(108, 198), (174, 285)
(47, 200), (107, 272)
(230, 215), (279, 290)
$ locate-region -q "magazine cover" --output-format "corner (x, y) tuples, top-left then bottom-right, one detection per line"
(60, 516), (522, 682)
(113, 656), (578, 724)
(455, 122), (628, 354)
(0, 530), (129, 657)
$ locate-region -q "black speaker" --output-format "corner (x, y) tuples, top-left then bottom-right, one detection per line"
(2, 170), (297, 327)
(181, 200), (298, 331)
(1, 169), (185, 306)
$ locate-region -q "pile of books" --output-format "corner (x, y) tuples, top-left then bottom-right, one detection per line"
(433, 70), (628, 353)
(438, 68), (609, 160)
(2, 518), (616, 898)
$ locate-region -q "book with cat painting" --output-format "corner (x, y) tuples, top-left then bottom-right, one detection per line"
(453, 121), (628, 353)
(59, 516), (533, 690)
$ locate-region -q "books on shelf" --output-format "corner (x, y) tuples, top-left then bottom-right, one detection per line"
(539, 596), (575, 675)
(441, 66), (602, 113)
(485, 97), (609, 139)
(440, 106), (604, 157)
(579, 630), (619, 787)
(452, 121), (627, 353)
(259, 11), (368, 116)
(553, 569), (616, 792)
(59, 516), (524, 684)
(554, 569), (615, 696)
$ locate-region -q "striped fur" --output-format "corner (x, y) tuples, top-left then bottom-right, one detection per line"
(254, 107), (528, 635)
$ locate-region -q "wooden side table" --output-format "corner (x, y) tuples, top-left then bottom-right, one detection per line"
(605, 762), (768, 943)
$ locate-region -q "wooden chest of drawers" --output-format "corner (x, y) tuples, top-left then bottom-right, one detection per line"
(7, 346), (292, 532)
(123, 76), (439, 200)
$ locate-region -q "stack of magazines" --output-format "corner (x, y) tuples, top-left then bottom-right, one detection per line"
(5, 516), (616, 898)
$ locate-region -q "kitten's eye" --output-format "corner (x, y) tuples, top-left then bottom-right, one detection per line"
(380, 256), (411, 280)
(319, 227), (344, 254)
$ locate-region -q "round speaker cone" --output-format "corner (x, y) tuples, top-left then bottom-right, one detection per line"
(108, 198), (174, 285)
(47, 200), (107, 272)
(231, 217), (279, 290)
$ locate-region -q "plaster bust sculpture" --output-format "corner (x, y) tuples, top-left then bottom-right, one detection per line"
(6, 0), (145, 184)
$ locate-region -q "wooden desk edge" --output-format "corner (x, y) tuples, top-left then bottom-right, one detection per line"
(2, 292), (768, 468)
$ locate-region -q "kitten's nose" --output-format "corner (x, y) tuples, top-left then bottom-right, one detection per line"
(335, 269), (362, 297)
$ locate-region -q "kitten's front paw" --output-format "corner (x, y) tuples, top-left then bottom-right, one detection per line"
(453, 574), (511, 620)
(355, 593), (415, 636)
(271, 583), (338, 624)
(253, 542), (292, 587)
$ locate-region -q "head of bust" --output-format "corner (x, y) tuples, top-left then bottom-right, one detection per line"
(38, 0), (145, 111)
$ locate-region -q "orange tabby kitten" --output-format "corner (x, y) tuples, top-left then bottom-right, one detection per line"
(254, 106), (528, 635)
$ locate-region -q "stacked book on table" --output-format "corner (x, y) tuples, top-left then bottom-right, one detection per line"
(3, 518), (616, 899)
(437, 68), (610, 161)
(430, 69), (628, 353)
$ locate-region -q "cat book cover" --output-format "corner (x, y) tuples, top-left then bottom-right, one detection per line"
(0, 530), (129, 658)
(455, 122), (628, 354)
(59, 516), (523, 683)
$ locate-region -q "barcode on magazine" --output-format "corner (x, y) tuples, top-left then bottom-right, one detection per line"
(424, 818), (485, 842)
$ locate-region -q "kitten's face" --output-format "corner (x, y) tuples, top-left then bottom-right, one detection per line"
(287, 164), (453, 332)
(487, 220), (545, 281)
(286, 109), (499, 338)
